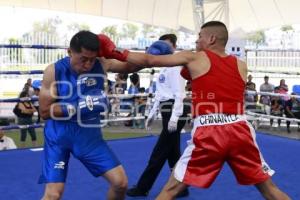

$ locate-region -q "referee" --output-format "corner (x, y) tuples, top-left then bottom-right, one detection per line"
(127, 34), (189, 197)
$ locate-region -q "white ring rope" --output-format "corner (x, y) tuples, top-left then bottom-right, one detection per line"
(0, 116), (147, 131)
(248, 69), (300, 76)
(246, 111), (300, 123)
(246, 91), (300, 98)
(0, 91), (299, 103)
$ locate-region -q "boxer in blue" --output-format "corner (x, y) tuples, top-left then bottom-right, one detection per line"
(38, 31), (146, 200)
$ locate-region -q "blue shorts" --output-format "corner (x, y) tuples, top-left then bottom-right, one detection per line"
(38, 119), (120, 183)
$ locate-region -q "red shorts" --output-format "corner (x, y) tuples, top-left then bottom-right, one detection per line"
(174, 114), (274, 188)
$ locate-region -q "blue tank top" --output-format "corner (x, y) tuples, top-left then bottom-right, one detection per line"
(54, 56), (105, 123)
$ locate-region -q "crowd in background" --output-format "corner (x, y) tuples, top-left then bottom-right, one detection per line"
(1, 73), (300, 151)
(245, 75), (300, 133)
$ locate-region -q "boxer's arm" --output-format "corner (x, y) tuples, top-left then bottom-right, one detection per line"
(126, 50), (194, 68)
(100, 57), (145, 73)
(39, 64), (63, 119)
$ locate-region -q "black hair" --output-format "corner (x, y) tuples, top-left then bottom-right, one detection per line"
(19, 91), (28, 98)
(70, 30), (99, 53)
(159, 34), (177, 47)
(130, 73), (140, 85)
(201, 21), (228, 46)
(119, 73), (128, 81)
(139, 87), (145, 93)
(150, 69), (155, 75)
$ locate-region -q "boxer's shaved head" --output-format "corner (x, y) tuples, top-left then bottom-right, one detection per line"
(201, 21), (228, 46)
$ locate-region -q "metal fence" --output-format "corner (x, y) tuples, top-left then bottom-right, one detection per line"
(246, 50), (300, 69)
(0, 33), (67, 71)
(1, 33), (300, 71)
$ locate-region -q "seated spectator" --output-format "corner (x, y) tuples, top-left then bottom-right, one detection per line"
(284, 93), (300, 133)
(0, 128), (17, 150)
(15, 91), (37, 148)
(270, 95), (284, 129)
(276, 79), (289, 102)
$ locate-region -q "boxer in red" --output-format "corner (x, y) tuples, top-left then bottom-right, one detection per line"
(100, 21), (290, 200)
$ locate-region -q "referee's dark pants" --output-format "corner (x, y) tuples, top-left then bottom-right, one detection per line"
(136, 99), (188, 193)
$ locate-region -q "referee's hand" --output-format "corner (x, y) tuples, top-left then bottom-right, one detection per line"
(167, 119), (178, 133)
(145, 115), (154, 131)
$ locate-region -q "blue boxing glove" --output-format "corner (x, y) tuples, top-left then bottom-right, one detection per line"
(78, 89), (109, 118)
(61, 89), (109, 119)
(146, 40), (173, 55)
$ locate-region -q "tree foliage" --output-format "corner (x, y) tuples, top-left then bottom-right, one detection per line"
(67, 22), (90, 33)
(120, 23), (139, 40)
(141, 24), (155, 38)
(247, 30), (266, 46)
(32, 16), (62, 35)
(280, 25), (293, 32)
(101, 25), (119, 41)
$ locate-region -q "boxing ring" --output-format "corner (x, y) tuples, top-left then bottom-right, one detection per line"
(0, 133), (300, 199)
(1, 44), (300, 199)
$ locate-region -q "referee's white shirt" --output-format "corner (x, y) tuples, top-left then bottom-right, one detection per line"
(154, 66), (186, 122)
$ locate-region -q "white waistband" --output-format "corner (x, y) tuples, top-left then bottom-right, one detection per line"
(194, 114), (246, 127)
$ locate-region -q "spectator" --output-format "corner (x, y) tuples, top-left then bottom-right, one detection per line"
(246, 74), (256, 90)
(136, 87), (147, 129)
(110, 74), (125, 118)
(245, 82), (258, 111)
(270, 95), (284, 129)
(24, 78), (34, 97)
(145, 70), (156, 118)
(104, 76), (114, 95)
(278, 79), (288, 92)
(113, 73), (127, 94)
(0, 128), (17, 150)
(284, 93), (300, 133)
(259, 76), (274, 114)
(147, 69), (156, 94)
(32, 80), (42, 124)
(15, 91), (37, 148)
(126, 73), (140, 128)
(276, 79), (289, 102)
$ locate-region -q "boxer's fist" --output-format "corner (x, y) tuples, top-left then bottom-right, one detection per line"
(146, 40), (173, 55)
(97, 34), (129, 61)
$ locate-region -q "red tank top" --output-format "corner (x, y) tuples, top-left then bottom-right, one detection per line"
(191, 50), (245, 116)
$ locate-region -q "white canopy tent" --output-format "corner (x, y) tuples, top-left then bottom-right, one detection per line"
(0, 0), (299, 33)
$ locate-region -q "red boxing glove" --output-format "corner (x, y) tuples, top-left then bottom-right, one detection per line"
(180, 66), (192, 80)
(97, 34), (129, 62)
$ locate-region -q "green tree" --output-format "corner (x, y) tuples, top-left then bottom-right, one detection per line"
(101, 25), (119, 41)
(247, 30), (266, 48)
(157, 27), (179, 37)
(8, 38), (23, 63)
(280, 25), (294, 49)
(141, 24), (155, 38)
(32, 16), (62, 36)
(67, 22), (90, 33)
(120, 23), (139, 40)
(280, 25), (293, 32)
(22, 17), (63, 64)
